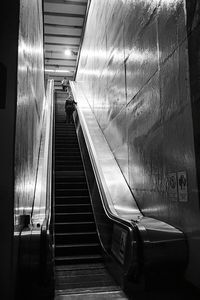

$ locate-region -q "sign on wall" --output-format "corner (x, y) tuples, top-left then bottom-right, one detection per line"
(167, 172), (178, 201)
(167, 171), (188, 202)
(177, 171), (188, 202)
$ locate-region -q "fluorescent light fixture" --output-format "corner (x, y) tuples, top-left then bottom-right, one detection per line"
(64, 49), (71, 56)
(45, 69), (71, 73)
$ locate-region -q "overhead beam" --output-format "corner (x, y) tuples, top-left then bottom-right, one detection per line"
(45, 50), (78, 56)
(45, 64), (75, 68)
(44, 0), (87, 6)
(45, 42), (79, 47)
(45, 57), (77, 61)
(44, 23), (83, 29)
(45, 61), (76, 67)
(44, 12), (84, 18)
(47, 76), (73, 80)
(45, 33), (81, 38)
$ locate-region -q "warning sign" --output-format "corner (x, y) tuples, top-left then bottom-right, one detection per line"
(178, 171), (188, 202)
(167, 173), (178, 201)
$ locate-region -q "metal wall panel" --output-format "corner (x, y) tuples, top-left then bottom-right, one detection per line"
(76, 0), (200, 286)
(14, 0), (45, 226)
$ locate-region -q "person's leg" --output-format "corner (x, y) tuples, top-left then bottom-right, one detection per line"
(67, 111), (71, 123)
(65, 111), (68, 123)
(70, 112), (73, 123)
(65, 111), (70, 123)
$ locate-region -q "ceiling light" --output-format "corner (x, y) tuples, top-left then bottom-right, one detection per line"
(64, 49), (71, 56)
(45, 69), (71, 73)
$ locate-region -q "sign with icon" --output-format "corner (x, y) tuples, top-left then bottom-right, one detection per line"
(167, 173), (178, 201)
(177, 171), (188, 202)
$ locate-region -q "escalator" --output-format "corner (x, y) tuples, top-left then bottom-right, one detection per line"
(54, 94), (128, 299)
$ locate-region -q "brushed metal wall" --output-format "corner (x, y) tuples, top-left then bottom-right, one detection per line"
(14, 0), (45, 228)
(76, 0), (200, 286)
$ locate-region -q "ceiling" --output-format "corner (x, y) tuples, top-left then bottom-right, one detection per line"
(43, 0), (89, 90)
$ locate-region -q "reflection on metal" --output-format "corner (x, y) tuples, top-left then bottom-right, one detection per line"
(32, 79), (54, 225)
(74, 2), (198, 278)
(71, 82), (187, 285)
(15, 0), (45, 224)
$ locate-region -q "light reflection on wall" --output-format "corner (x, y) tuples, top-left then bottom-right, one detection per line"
(81, 47), (158, 65)
(121, 0), (183, 10)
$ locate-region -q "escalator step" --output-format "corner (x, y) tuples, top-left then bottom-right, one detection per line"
(55, 189), (89, 196)
(55, 243), (101, 257)
(55, 203), (91, 208)
(55, 254), (103, 265)
(55, 221), (96, 233)
(55, 156), (82, 161)
(55, 141), (79, 144)
(55, 232), (98, 244)
(55, 166), (84, 171)
(55, 145), (79, 149)
(55, 196), (91, 205)
(55, 183), (87, 190)
(55, 176), (86, 183)
(56, 164), (83, 169)
(56, 243), (100, 249)
(55, 137), (77, 139)
(55, 212), (94, 223)
(55, 204), (92, 213)
(55, 147), (80, 151)
(55, 160), (82, 165)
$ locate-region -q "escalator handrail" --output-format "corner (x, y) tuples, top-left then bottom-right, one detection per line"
(31, 79), (54, 230)
(41, 79), (54, 230)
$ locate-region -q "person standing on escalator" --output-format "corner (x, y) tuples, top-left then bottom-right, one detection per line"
(65, 91), (77, 124)
(61, 77), (69, 91)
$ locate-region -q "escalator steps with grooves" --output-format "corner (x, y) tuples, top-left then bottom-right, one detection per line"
(54, 102), (103, 267)
(54, 95), (125, 299)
